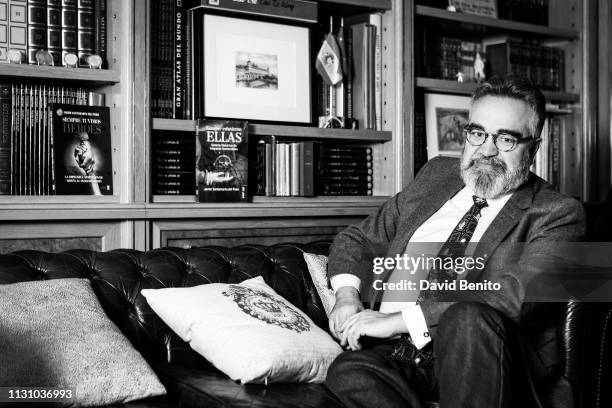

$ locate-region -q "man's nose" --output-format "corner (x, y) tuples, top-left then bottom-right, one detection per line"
(478, 134), (499, 157)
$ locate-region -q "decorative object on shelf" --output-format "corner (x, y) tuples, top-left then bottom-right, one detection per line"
(196, 119), (249, 202)
(451, 0), (497, 18)
(35, 50), (54, 66)
(424, 93), (470, 159)
(201, 14), (311, 123)
(52, 104), (113, 195)
(446, 0), (457, 12)
(7, 49), (24, 64)
(474, 52), (485, 81)
(63, 52), (78, 68)
(87, 54), (103, 69)
(317, 17), (344, 129)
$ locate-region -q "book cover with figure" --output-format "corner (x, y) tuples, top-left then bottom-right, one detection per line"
(196, 119), (248, 202)
(52, 104), (113, 195)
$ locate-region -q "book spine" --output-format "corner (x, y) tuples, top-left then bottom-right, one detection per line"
(0, 83), (10, 194)
(290, 142), (300, 196)
(319, 188), (373, 196)
(93, 0), (104, 67)
(0, 0), (8, 62)
(60, 0), (76, 66)
(301, 142), (314, 196)
(27, 0), (45, 64)
(46, 0), (61, 65)
(8, 0), (27, 63)
(76, 0), (93, 66)
(345, 23), (353, 124)
(369, 13), (382, 131)
(197, 0), (317, 23)
(183, 7), (191, 119)
(173, 0), (184, 119)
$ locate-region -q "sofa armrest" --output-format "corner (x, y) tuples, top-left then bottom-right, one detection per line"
(565, 301), (612, 408)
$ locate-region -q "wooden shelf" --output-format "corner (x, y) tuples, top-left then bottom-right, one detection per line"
(416, 78), (580, 103)
(416, 5), (580, 41)
(321, 0), (392, 11)
(0, 195), (121, 205)
(146, 196), (389, 218)
(0, 203), (144, 221)
(153, 118), (392, 141)
(0, 64), (121, 85)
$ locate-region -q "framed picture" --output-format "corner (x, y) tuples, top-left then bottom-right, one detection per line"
(424, 93), (471, 159)
(203, 14), (311, 123)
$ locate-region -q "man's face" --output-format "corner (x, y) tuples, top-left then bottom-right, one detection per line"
(460, 95), (537, 199)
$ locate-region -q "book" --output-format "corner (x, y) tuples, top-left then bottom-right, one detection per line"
(60, 0), (77, 66)
(196, 119), (248, 202)
(8, 0), (27, 63)
(0, 0), (7, 62)
(76, 0), (94, 66)
(47, 0), (61, 64)
(93, 0), (105, 67)
(0, 84), (10, 194)
(51, 103), (113, 195)
(185, 0), (317, 23)
(27, 0), (46, 64)
(173, 0), (184, 118)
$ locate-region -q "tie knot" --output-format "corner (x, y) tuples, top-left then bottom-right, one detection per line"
(472, 195), (488, 209)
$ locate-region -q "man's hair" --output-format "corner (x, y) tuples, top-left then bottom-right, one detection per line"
(472, 76), (546, 139)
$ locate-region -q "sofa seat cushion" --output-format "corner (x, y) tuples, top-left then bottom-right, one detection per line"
(105, 395), (178, 408)
(154, 363), (344, 408)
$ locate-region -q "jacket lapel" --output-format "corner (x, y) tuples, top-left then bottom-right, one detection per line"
(370, 170), (465, 305)
(466, 175), (536, 282)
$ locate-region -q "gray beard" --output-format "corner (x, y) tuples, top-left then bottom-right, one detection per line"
(460, 152), (531, 199)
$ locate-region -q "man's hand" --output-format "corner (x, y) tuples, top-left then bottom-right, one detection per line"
(340, 310), (406, 351)
(329, 286), (363, 341)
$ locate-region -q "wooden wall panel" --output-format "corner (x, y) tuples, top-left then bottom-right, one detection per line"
(0, 222), (125, 254)
(151, 217), (364, 249)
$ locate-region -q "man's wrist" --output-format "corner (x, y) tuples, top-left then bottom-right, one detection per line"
(335, 286), (360, 301)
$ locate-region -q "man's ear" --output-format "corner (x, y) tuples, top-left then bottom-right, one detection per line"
(529, 139), (541, 162)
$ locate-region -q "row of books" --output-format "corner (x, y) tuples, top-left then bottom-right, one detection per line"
(0, 84), (112, 195)
(253, 138), (315, 197)
(486, 41), (565, 92)
(317, 144), (373, 195)
(497, 0), (549, 26)
(417, 0), (549, 26)
(420, 35), (485, 82)
(532, 115), (562, 190)
(317, 13), (383, 130)
(150, 0), (184, 119)
(0, 0), (107, 67)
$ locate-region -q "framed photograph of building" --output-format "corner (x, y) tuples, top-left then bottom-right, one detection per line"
(424, 93), (471, 159)
(203, 14), (311, 123)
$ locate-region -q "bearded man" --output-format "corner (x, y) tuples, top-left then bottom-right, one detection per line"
(325, 76), (585, 408)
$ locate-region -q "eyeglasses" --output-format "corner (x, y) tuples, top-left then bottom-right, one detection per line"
(463, 126), (540, 152)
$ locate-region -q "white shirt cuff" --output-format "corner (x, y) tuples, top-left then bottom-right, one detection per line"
(330, 274), (361, 294)
(401, 305), (431, 350)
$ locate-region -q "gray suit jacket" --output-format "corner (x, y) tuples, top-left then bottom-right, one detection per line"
(328, 156), (585, 405)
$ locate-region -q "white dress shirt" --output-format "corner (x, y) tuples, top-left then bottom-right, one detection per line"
(331, 186), (513, 349)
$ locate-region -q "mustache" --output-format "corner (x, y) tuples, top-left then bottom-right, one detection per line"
(467, 155), (507, 171)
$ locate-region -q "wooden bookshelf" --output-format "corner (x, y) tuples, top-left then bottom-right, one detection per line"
(416, 78), (581, 103)
(0, 64), (121, 85)
(416, 5), (580, 40)
(153, 119), (393, 142)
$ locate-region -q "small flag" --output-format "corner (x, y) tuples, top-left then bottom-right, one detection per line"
(316, 33), (343, 86)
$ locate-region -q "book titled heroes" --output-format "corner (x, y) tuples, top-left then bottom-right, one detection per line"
(52, 104), (113, 195)
(196, 119), (248, 202)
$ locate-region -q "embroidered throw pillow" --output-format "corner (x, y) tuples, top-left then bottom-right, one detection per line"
(0, 278), (166, 406)
(141, 276), (342, 384)
(302, 252), (336, 316)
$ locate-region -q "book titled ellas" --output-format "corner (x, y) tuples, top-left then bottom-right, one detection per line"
(52, 104), (113, 195)
(196, 119), (248, 202)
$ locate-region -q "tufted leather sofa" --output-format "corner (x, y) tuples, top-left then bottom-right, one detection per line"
(0, 241), (611, 408)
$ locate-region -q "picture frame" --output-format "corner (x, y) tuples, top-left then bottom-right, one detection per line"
(203, 14), (311, 123)
(424, 93), (471, 159)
